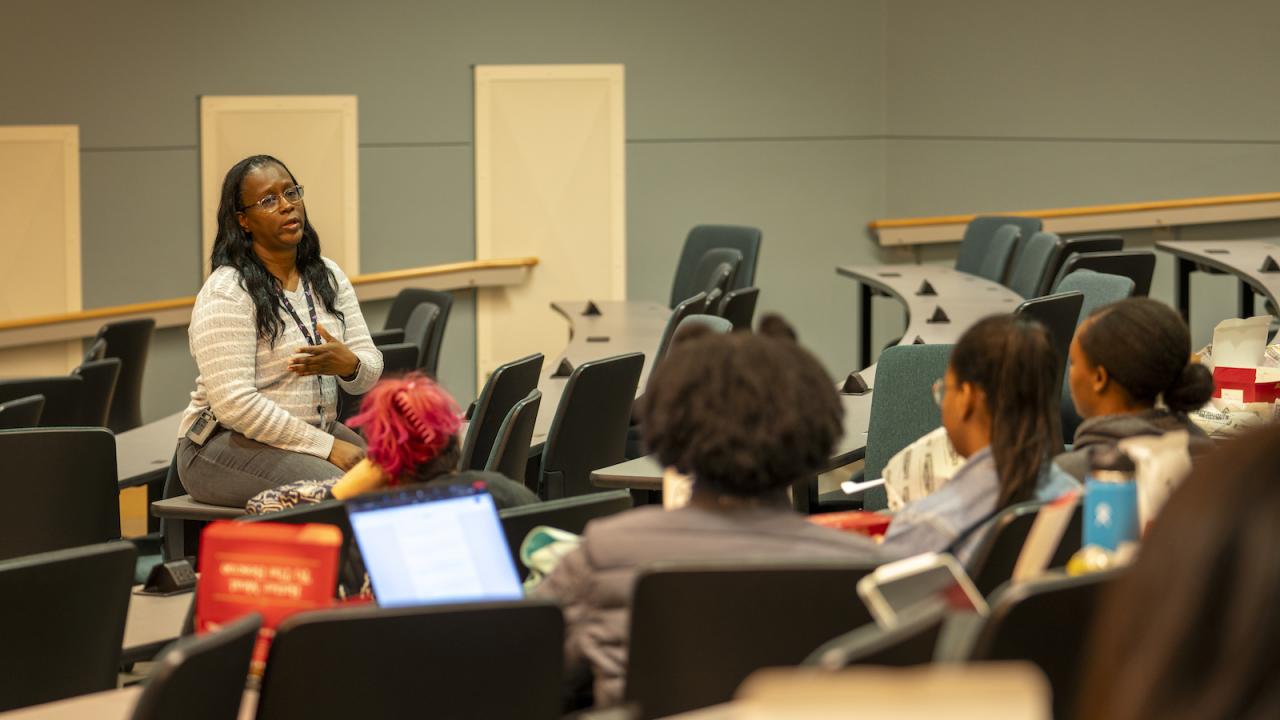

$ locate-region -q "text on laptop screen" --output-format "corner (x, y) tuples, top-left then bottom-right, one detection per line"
(347, 484), (523, 607)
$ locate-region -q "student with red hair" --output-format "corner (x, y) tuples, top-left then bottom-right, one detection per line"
(246, 372), (537, 513)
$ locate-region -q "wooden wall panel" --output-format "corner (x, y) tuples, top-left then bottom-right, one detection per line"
(474, 65), (626, 387)
(199, 96), (359, 277)
(0, 125), (82, 376)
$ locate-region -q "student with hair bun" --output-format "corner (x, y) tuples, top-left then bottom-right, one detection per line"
(881, 314), (1079, 563)
(1054, 298), (1214, 482)
(246, 372), (537, 513)
(536, 315), (881, 707)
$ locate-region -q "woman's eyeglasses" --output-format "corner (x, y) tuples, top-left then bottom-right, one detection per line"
(241, 185), (305, 213)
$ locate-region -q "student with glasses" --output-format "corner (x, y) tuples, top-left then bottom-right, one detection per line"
(176, 155), (384, 507)
(881, 314), (1079, 564)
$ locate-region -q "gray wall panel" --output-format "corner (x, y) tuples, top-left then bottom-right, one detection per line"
(628, 138), (891, 374)
(359, 145), (475, 272)
(886, 139), (1280, 217)
(80, 149), (203, 307)
(887, 0), (1280, 141)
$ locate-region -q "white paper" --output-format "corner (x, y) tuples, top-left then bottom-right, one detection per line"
(882, 427), (966, 511)
(1210, 315), (1272, 368)
(1118, 431), (1194, 529)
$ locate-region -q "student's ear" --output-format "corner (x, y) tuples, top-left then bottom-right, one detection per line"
(1093, 364), (1111, 395)
(958, 381), (979, 422)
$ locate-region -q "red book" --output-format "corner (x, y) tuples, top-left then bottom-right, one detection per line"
(808, 511), (892, 538)
(196, 520), (342, 674)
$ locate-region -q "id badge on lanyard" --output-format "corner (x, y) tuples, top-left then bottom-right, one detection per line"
(280, 283), (330, 431)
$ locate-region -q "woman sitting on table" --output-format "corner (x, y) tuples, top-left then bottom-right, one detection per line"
(1054, 298), (1213, 482)
(177, 154), (383, 508)
(1078, 424), (1280, 720)
(535, 316), (883, 708)
(881, 314), (1079, 564)
(246, 372), (538, 513)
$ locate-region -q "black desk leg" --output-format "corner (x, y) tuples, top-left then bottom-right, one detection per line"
(791, 474), (816, 514)
(859, 283), (873, 370)
(1239, 282), (1253, 318)
(1174, 257), (1193, 322)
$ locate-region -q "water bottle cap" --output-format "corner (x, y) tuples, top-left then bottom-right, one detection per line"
(1089, 446), (1136, 474)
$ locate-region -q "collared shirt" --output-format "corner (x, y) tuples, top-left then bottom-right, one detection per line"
(881, 446), (1080, 566)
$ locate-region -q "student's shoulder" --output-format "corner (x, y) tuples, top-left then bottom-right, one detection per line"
(320, 256), (350, 282)
(199, 266), (250, 303)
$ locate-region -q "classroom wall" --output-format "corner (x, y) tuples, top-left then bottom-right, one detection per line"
(3, 0), (1278, 421)
(0, 0), (890, 421)
(883, 0), (1280, 346)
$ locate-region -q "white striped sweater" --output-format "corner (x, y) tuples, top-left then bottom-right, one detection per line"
(179, 258), (383, 459)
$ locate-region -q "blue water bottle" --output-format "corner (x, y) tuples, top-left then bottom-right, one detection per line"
(1084, 446), (1140, 551)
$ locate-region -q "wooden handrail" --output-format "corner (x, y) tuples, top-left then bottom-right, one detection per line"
(0, 256), (539, 332)
(347, 257), (536, 286)
(869, 192), (1280, 230)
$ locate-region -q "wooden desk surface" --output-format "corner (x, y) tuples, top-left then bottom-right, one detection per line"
(837, 264), (1023, 346)
(593, 385), (876, 492)
(532, 300), (671, 443)
(1155, 238), (1280, 307)
(122, 586), (192, 663)
(0, 687), (256, 720)
(115, 412), (181, 488)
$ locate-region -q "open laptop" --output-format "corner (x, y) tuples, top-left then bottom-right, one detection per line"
(345, 481), (524, 607)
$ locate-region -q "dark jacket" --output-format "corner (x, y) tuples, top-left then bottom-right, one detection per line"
(533, 503), (883, 706)
(1054, 409), (1212, 482)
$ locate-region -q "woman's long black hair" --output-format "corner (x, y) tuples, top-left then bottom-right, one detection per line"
(951, 314), (1064, 509)
(210, 155), (344, 345)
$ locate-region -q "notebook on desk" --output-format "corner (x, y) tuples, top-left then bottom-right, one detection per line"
(346, 481), (524, 607)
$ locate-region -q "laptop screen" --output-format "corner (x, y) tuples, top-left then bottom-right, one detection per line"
(346, 482), (524, 607)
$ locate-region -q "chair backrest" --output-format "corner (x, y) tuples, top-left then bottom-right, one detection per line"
(256, 601), (563, 720)
(955, 216), (1043, 276)
(483, 389), (542, 486)
(1014, 291), (1084, 388)
(968, 569), (1122, 720)
(383, 288), (453, 376)
(539, 353), (644, 499)
(1044, 234), (1124, 295)
(130, 613), (260, 720)
(237, 499), (361, 592)
(72, 357), (122, 427)
(0, 375), (84, 427)
(1006, 231), (1065, 298)
(459, 353), (544, 471)
(337, 342), (420, 422)
(0, 394), (44, 430)
(1054, 250), (1155, 297)
(691, 247), (742, 297)
(863, 344), (954, 510)
(960, 500), (1045, 596)
(0, 542), (136, 712)
(95, 318), (155, 433)
(717, 286), (759, 330)
(498, 489), (632, 580)
(973, 224), (1022, 283)
(83, 336), (107, 362)
(805, 607), (946, 669)
(401, 302), (440, 372)
(1053, 270), (1137, 438)
(625, 562), (876, 719)
(669, 225), (762, 308)
(651, 292), (709, 376)
(0, 428), (120, 562)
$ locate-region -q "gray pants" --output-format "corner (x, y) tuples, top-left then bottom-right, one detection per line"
(177, 423), (366, 508)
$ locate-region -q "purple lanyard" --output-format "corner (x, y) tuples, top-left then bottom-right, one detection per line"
(279, 282), (329, 429)
(279, 282), (321, 346)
